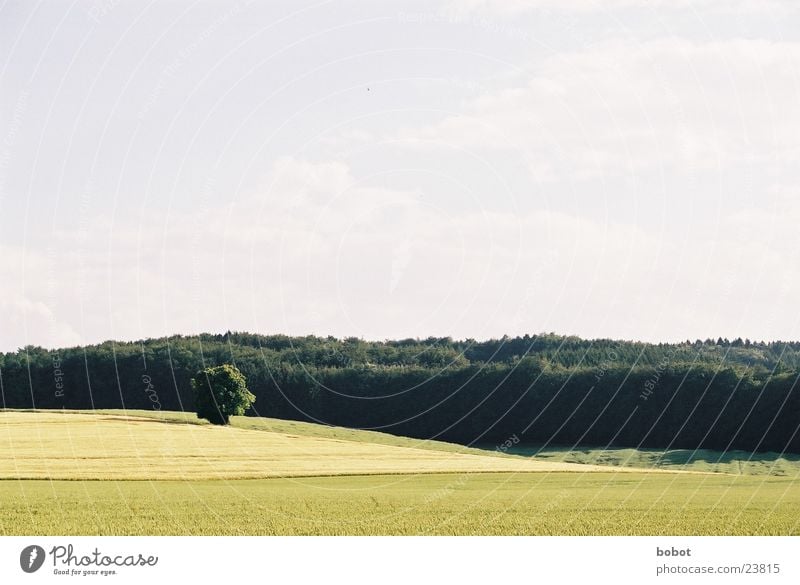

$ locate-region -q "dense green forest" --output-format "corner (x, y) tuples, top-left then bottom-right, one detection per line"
(2, 332), (798, 453)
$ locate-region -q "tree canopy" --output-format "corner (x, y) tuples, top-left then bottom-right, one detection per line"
(191, 364), (255, 425)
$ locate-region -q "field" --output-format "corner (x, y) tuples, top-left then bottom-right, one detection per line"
(489, 444), (800, 476)
(0, 410), (614, 479)
(4, 474), (799, 535)
(1, 410), (799, 535)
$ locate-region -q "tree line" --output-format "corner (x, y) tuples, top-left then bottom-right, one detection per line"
(1, 332), (798, 453)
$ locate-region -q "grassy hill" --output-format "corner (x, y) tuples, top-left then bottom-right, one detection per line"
(2, 409), (798, 535)
(0, 410), (628, 480)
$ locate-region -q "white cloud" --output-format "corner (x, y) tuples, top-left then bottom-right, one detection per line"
(0, 246), (83, 350)
(4, 0), (800, 352)
(400, 38), (800, 182)
(4, 156), (800, 350)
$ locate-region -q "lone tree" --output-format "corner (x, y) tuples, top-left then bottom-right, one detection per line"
(191, 364), (255, 425)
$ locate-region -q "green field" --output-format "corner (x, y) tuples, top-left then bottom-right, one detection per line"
(1, 410), (798, 535)
(488, 444), (800, 476)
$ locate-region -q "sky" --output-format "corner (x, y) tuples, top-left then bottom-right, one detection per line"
(1, 0), (799, 352)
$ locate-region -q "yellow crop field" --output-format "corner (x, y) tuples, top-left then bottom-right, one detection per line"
(0, 411), (637, 480)
(3, 410), (796, 536)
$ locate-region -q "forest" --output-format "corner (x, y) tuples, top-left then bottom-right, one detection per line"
(1, 332), (798, 452)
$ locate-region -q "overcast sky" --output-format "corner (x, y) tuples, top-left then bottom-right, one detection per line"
(1, 0), (799, 352)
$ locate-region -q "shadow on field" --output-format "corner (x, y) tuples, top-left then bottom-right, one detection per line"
(93, 415), (205, 426)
